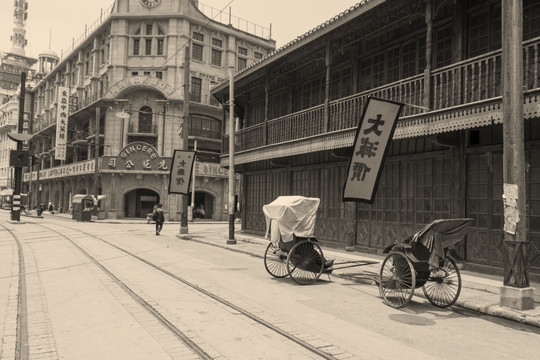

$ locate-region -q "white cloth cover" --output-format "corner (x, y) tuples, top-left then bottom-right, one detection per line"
(263, 196), (320, 245)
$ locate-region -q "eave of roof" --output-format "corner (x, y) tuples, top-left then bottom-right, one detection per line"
(211, 0), (386, 95)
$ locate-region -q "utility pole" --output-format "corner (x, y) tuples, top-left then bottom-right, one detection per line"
(227, 66), (236, 244)
(10, 72), (26, 222)
(191, 139), (197, 222)
(93, 106), (100, 217)
(500, 0), (534, 310)
(179, 46), (190, 234)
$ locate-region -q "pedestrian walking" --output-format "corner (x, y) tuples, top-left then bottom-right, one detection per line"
(152, 203), (165, 235)
(48, 201), (53, 213)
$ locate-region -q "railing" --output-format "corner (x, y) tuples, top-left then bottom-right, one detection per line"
(223, 36), (540, 155)
(127, 121), (158, 135)
(193, 1), (271, 40)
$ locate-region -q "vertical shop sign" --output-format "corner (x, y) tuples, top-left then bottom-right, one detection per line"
(55, 87), (70, 160)
(343, 97), (403, 203)
(168, 150), (196, 195)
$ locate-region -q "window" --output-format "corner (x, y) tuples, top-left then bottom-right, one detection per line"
(144, 72), (150, 76)
(132, 72), (138, 76)
(191, 77), (202, 103)
(156, 72), (162, 79)
(157, 38), (164, 55)
(386, 47), (400, 83)
(238, 57), (247, 71)
(193, 32), (204, 42)
(238, 47), (247, 56)
(133, 38), (140, 55)
(131, 22), (165, 57)
(402, 41), (417, 78)
(212, 38), (222, 47)
(192, 43), (203, 61)
(84, 50), (91, 76)
(435, 26), (453, 67)
(254, 52), (263, 60)
(139, 106), (153, 133)
(145, 38), (152, 55)
(211, 48), (222, 66)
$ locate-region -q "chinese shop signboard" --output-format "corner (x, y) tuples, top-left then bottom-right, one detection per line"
(55, 87), (69, 160)
(343, 97), (403, 203)
(104, 141), (170, 171)
(168, 150), (196, 195)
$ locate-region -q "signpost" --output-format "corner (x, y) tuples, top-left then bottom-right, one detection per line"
(343, 97), (403, 203)
(168, 150), (196, 196)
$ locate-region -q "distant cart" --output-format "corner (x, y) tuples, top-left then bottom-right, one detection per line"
(379, 218), (474, 309)
(72, 194), (94, 222)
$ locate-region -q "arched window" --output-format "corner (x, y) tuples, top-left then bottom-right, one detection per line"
(139, 106), (152, 133)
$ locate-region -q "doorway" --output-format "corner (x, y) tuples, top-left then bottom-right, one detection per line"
(124, 188), (159, 218)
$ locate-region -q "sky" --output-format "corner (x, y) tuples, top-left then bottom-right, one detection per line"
(0, 0), (360, 60)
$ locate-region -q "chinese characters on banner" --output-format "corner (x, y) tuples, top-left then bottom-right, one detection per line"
(168, 150), (196, 195)
(343, 97), (403, 203)
(55, 87), (70, 161)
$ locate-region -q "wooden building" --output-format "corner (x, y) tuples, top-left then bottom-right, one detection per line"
(23, 0), (274, 220)
(212, 0), (540, 278)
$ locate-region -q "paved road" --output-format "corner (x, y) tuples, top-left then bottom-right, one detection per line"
(1, 213), (540, 359)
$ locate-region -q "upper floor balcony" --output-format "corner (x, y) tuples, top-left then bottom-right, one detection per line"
(222, 36), (540, 160)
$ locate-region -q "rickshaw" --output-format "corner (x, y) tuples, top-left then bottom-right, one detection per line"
(379, 218), (474, 309)
(263, 196), (334, 285)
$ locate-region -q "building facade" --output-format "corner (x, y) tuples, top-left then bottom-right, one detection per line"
(23, 0), (275, 220)
(212, 0), (540, 278)
(0, 0), (36, 197)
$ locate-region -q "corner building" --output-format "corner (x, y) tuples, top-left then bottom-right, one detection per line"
(24, 0), (275, 220)
(213, 0), (540, 279)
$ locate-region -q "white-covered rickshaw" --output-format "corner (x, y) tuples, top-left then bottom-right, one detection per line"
(263, 196), (333, 285)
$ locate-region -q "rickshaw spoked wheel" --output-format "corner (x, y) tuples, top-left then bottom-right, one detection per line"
(264, 242), (289, 278)
(379, 252), (416, 308)
(422, 257), (461, 308)
(287, 240), (324, 285)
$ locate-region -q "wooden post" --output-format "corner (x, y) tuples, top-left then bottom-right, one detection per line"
(423, 0), (433, 111)
(500, 0), (534, 310)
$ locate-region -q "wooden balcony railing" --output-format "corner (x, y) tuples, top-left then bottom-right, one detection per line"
(224, 36), (540, 155)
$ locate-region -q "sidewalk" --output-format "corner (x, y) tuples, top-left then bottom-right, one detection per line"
(33, 212), (540, 327)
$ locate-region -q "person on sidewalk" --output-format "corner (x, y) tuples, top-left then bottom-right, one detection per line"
(152, 203), (165, 235)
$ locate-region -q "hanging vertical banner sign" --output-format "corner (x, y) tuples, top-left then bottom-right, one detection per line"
(55, 87), (70, 161)
(168, 150), (196, 195)
(343, 97), (404, 203)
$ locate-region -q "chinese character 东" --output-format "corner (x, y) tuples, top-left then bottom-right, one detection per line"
(363, 114), (384, 136)
(351, 162), (371, 181)
(355, 137), (379, 158)
(125, 160), (135, 169)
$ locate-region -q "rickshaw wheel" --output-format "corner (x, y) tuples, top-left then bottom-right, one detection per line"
(287, 240), (324, 285)
(264, 242), (289, 278)
(379, 252), (416, 308)
(422, 257), (461, 308)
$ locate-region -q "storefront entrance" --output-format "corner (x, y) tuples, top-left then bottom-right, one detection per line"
(124, 188), (159, 218)
(189, 191), (214, 219)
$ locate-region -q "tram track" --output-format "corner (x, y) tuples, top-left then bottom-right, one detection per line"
(0, 224), (28, 360)
(33, 220), (351, 360)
